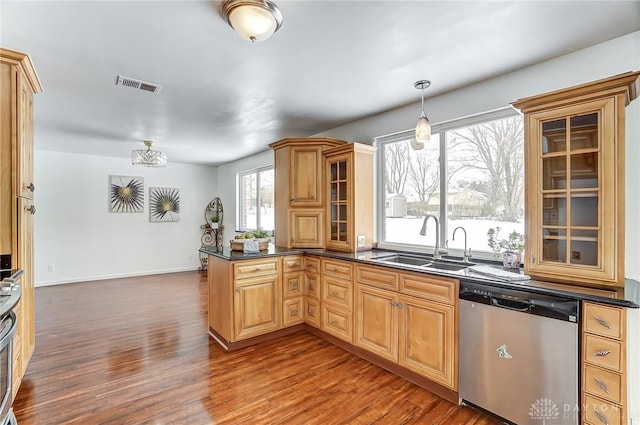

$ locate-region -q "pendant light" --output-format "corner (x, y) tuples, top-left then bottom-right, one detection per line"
(222, 0), (283, 43)
(412, 80), (432, 150)
(131, 140), (167, 167)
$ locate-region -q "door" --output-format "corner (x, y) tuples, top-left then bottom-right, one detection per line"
(355, 284), (398, 362)
(233, 275), (281, 340)
(398, 295), (455, 390)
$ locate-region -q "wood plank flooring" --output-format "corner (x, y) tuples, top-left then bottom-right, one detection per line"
(13, 271), (500, 424)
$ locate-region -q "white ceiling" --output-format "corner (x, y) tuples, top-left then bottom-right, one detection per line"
(1, 1), (639, 166)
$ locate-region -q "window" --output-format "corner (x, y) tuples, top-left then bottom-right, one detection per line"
(375, 109), (524, 259)
(237, 166), (274, 232)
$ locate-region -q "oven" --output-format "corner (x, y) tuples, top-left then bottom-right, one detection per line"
(0, 311), (16, 425)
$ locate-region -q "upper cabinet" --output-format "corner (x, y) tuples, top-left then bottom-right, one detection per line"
(513, 71), (639, 287)
(270, 138), (346, 248)
(323, 142), (376, 253)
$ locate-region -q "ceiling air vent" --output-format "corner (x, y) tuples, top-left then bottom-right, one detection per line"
(115, 75), (162, 93)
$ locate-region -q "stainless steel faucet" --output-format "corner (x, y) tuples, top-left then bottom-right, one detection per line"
(453, 226), (473, 263)
(419, 214), (447, 259)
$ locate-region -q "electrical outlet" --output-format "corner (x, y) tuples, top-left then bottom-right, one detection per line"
(47, 264), (55, 272)
(357, 235), (366, 247)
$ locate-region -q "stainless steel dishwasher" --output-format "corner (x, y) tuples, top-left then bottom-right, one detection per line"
(459, 281), (579, 425)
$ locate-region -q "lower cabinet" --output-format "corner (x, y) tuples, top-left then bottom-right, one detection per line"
(355, 264), (458, 391)
(581, 301), (628, 425)
(303, 256), (321, 327)
(233, 273), (282, 340)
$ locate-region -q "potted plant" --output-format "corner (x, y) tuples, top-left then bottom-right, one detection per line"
(487, 227), (525, 269)
(210, 214), (220, 228)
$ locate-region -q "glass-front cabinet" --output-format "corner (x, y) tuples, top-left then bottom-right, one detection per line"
(513, 72), (639, 287)
(323, 143), (376, 253)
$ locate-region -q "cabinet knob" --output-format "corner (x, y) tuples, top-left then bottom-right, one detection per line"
(594, 316), (611, 329)
(235, 288), (240, 294)
(26, 205), (36, 215)
(26, 182), (35, 192)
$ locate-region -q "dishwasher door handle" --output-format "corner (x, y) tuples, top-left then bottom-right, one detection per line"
(491, 297), (530, 312)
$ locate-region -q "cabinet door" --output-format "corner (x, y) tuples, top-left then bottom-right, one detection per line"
(289, 146), (323, 207)
(290, 209), (324, 248)
(17, 197), (35, 364)
(304, 297), (320, 328)
(18, 77), (35, 199)
(325, 152), (353, 251)
(398, 295), (456, 390)
(355, 284), (398, 362)
(283, 272), (303, 298)
(233, 275), (281, 340)
(283, 297), (304, 327)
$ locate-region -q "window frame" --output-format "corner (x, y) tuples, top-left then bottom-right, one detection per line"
(374, 107), (523, 260)
(236, 165), (274, 233)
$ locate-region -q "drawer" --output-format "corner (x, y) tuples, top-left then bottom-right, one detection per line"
(233, 258), (279, 279)
(322, 259), (353, 280)
(283, 273), (304, 298)
(283, 297), (304, 327)
(584, 394), (622, 425)
(356, 264), (399, 291)
(584, 334), (623, 372)
(321, 304), (353, 343)
(304, 298), (320, 328)
(322, 276), (353, 309)
(283, 255), (304, 273)
(584, 303), (624, 340)
(399, 271), (457, 305)
(584, 364), (623, 405)
(305, 273), (320, 299)
(304, 256), (321, 274)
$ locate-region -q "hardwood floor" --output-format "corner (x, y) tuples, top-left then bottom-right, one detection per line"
(13, 271), (500, 425)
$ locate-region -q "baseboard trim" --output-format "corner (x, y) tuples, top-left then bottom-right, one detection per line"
(36, 267), (201, 287)
(209, 324), (305, 352)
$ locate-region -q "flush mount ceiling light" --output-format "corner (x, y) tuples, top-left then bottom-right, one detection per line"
(222, 0), (283, 43)
(411, 80), (432, 150)
(131, 140), (167, 167)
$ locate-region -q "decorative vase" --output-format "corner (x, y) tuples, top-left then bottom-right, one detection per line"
(502, 251), (522, 269)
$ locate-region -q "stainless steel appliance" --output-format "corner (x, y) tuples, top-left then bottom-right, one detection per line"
(459, 281), (579, 425)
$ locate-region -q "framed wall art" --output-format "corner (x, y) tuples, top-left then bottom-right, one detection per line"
(109, 175), (144, 213)
(149, 187), (180, 222)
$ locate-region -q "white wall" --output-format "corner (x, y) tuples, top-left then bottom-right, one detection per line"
(34, 150), (217, 286)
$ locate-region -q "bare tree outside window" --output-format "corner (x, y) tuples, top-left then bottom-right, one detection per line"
(377, 111), (525, 256)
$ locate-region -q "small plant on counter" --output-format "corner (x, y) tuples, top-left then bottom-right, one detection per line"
(210, 214), (220, 223)
(252, 228), (271, 239)
(487, 227), (524, 255)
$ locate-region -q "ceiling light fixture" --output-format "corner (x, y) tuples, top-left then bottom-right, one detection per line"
(131, 140), (167, 167)
(412, 80), (432, 150)
(222, 0), (283, 43)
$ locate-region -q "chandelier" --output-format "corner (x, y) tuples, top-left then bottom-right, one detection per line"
(222, 0), (284, 43)
(131, 141), (167, 167)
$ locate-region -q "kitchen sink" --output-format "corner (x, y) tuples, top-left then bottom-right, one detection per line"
(422, 261), (471, 271)
(372, 254), (474, 272)
(371, 254), (431, 266)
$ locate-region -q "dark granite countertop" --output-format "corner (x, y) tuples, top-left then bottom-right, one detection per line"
(200, 245), (639, 308)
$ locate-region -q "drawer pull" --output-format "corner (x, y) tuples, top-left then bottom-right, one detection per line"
(236, 288), (240, 294)
(330, 320), (338, 325)
(594, 407), (608, 425)
(593, 377), (610, 394)
(307, 283), (313, 290)
(291, 309), (298, 315)
(307, 307), (314, 315)
(594, 350), (611, 357)
(291, 283), (299, 290)
(254, 268), (261, 272)
(333, 267), (338, 272)
(330, 291), (338, 296)
(594, 316), (612, 329)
